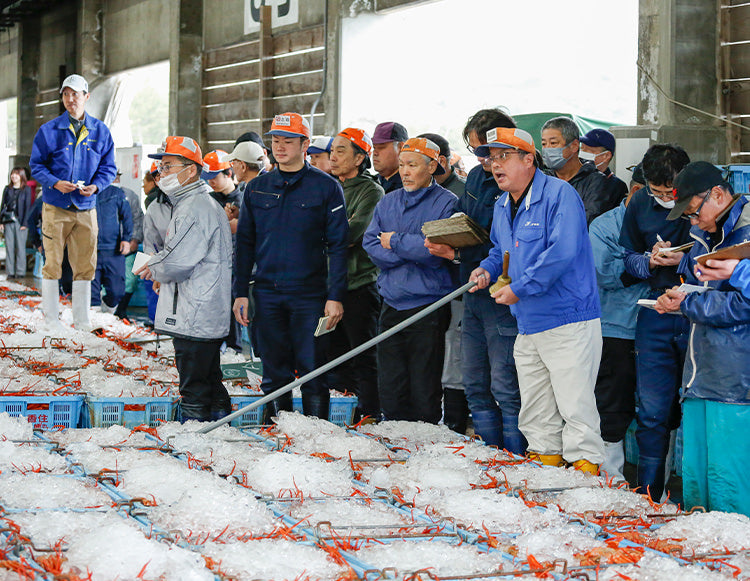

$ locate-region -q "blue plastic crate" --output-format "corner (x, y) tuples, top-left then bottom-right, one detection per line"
(0, 395), (84, 430)
(725, 164), (750, 194)
(291, 395), (358, 427)
(229, 395), (265, 427)
(85, 397), (178, 428)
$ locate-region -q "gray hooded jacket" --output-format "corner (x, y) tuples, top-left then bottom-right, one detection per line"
(148, 179), (232, 340)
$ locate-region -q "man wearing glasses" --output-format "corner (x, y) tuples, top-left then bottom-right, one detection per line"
(425, 109), (525, 453)
(654, 161), (750, 517)
(618, 143), (691, 502)
(469, 128), (604, 475)
(136, 136), (233, 423)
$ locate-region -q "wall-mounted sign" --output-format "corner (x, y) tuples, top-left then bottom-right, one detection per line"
(244, 0), (300, 35)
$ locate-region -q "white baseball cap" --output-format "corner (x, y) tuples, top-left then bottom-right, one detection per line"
(225, 141), (265, 166)
(60, 74), (89, 94)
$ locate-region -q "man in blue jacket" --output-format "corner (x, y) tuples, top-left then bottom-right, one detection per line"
(363, 137), (457, 424)
(655, 161), (750, 516)
(471, 128), (604, 474)
(425, 109), (524, 452)
(618, 144), (691, 501)
(91, 183), (133, 312)
(30, 74), (116, 330)
(589, 185), (650, 481)
(233, 112), (348, 420)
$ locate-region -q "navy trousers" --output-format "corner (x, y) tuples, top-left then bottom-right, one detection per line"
(634, 305), (688, 499)
(91, 251), (126, 307)
(461, 293), (520, 417)
(253, 289), (329, 399)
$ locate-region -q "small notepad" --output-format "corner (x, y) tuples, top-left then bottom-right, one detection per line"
(131, 251), (151, 274)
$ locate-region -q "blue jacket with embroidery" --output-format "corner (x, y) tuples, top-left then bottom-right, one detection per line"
(29, 113), (116, 210)
(678, 195), (750, 403)
(234, 162), (349, 301)
(96, 185), (133, 253)
(363, 181), (457, 310)
(480, 168), (600, 334)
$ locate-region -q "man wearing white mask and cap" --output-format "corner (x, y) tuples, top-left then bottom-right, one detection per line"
(30, 73), (117, 331)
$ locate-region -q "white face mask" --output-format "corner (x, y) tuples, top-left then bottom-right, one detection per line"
(159, 166), (188, 194)
(653, 197), (675, 209)
(579, 150), (608, 169)
(579, 150), (597, 162)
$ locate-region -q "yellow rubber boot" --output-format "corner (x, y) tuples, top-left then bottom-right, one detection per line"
(572, 459), (600, 475)
(527, 452), (565, 467)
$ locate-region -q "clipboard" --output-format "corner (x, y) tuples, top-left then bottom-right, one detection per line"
(695, 240), (750, 266)
(658, 242), (695, 255)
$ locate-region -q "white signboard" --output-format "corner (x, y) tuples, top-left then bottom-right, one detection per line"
(244, 0), (299, 35)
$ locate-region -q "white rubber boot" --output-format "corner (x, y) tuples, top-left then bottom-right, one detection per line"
(72, 280), (92, 331)
(41, 278), (61, 331)
(99, 302), (116, 314)
(601, 440), (626, 483)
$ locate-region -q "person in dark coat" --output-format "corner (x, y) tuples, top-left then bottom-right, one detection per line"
(1, 167), (32, 278)
(541, 117), (617, 225)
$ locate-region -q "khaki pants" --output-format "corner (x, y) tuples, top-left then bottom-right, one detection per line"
(514, 319), (605, 464)
(41, 203), (97, 280)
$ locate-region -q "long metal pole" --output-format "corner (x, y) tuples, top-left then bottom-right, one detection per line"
(197, 280), (478, 434)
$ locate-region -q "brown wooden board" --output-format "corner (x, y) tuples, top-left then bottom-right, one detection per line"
(695, 240), (750, 265)
(204, 41), (260, 70)
(422, 214), (490, 248)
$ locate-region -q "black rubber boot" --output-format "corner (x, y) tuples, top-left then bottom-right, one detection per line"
(115, 292), (133, 319)
(443, 388), (469, 434)
(262, 391), (294, 424)
(302, 390), (330, 420)
(180, 403), (210, 423)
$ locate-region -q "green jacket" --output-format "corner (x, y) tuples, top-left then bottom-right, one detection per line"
(341, 173), (384, 290)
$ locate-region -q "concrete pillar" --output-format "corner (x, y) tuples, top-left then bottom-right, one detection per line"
(169, 0), (203, 144)
(16, 16), (41, 158)
(638, 0), (722, 127)
(624, 0), (728, 164)
(322, 0), (342, 136)
(77, 0), (104, 82)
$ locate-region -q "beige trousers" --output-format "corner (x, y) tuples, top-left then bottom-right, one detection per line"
(514, 319), (605, 464)
(41, 203), (97, 280)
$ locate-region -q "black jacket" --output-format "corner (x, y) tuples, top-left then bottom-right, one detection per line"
(564, 161), (619, 225)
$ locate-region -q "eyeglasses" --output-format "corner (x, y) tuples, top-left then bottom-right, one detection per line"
(488, 150), (524, 164)
(157, 163), (190, 174)
(467, 144), (478, 155)
(645, 185), (676, 201)
(681, 190), (712, 221)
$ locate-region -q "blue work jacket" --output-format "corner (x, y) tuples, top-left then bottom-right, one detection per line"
(679, 195), (750, 404)
(729, 259), (750, 299)
(589, 201), (649, 340)
(96, 185), (133, 253)
(363, 181), (457, 310)
(234, 162), (349, 301)
(30, 113), (116, 210)
(480, 168), (600, 335)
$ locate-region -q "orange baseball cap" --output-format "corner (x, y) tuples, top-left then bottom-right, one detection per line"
(266, 112), (311, 139)
(148, 136), (203, 166)
(400, 138), (446, 175)
(337, 127), (373, 154)
(149, 161), (159, 175)
(475, 127), (535, 157)
(201, 149), (231, 179)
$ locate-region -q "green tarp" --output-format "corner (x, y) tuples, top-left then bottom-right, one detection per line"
(513, 112), (622, 146)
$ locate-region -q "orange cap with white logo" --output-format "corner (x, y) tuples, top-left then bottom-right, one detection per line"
(266, 112), (311, 139)
(148, 136), (203, 166)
